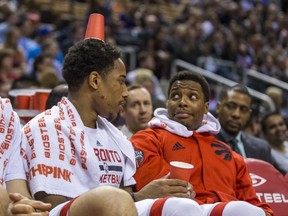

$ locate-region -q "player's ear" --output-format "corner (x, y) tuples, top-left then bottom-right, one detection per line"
(89, 71), (100, 89)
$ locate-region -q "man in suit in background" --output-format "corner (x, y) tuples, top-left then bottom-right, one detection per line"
(215, 84), (285, 174)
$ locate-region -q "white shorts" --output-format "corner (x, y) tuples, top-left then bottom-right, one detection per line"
(49, 201), (70, 216)
(48, 197), (217, 216)
(135, 197), (217, 216)
(49, 199), (158, 216)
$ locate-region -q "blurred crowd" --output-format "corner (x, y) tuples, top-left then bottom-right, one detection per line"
(1, 0), (288, 124)
(112, 0), (288, 86)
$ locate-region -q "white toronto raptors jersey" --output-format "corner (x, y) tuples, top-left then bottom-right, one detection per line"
(85, 125), (125, 188)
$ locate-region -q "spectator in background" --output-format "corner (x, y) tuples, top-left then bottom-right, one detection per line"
(215, 84), (285, 174)
(151, 25), (173, 80)
(267, 87), (281, 101)
(0, 48), (19, 97)
(26, 53), (60, 89)
(236, 42), (253, 75)
(34, 25), (64, 63)
(1, 26), (27, 74)
(134, 69), (166, 110)
(28, 54), (53, 82)
(261, 112), (288, 174)
(243, 107), (262, 137)
(120, 84), (153, 139)
(26, 39), (63, 82)
(58, 20), (85, 56)
(16, 13), (41, 62)
(38, 67), (60, 89)
(0, 10), (19, 44)
(258, 55), (279, 78)
(258, 86), (288, 126)
(126, 50), (166, 102)
(265, 86), (288, 116)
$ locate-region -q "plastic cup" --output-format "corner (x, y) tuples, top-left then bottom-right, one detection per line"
(15, 95), (31, 109)
(32, 91), (50, 111)
(84, 13), (105, 40)
(169, 161), (194, 181)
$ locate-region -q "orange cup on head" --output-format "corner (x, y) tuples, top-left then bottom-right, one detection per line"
(32, 91), (50, 111)
(169, 161), (194, 181)
(16, 95), (31, 109)
(85, 13), (105, 40)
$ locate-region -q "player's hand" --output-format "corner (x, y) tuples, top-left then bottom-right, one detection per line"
(264, 211), (271, 216)
(134, 177), (195, 201)
(7, 193), (51, 216)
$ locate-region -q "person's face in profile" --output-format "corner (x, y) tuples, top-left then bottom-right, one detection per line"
(216, 91), (252, 136)
(95, 58), (128, 122)
(167, 80), (209, 130)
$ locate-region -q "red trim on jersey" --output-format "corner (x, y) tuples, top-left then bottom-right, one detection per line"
(60, 197), (78, 216)
(149, 197), (171, 216)
(210, 202), (228, 216)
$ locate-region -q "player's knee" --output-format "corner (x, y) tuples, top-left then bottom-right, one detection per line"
(88, 186), (136, 215)
(89, 186), (130, 203)
(223, 201), (266, 216)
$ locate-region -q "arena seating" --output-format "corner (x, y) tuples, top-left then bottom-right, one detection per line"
(245, 158), (288, 216)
